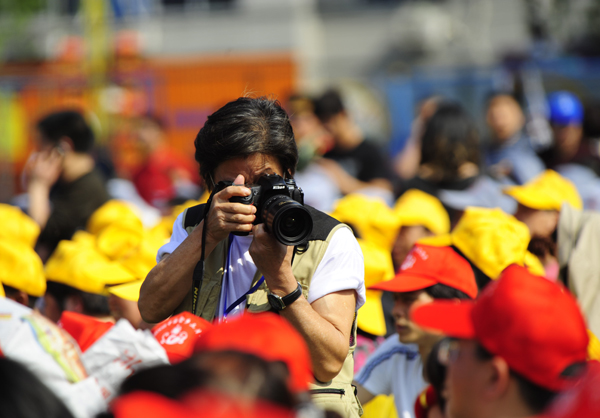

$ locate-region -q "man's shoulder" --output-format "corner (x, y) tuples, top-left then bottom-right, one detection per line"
(361, 335), (420, 369)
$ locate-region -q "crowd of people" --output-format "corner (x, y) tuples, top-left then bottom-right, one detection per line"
(1, 87), (600, 418)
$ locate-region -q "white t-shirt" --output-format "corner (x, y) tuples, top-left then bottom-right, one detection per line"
(157, 212), (366, 320)
(354, 334), (426, 418)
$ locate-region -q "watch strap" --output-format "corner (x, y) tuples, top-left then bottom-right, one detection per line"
(269, 282), (303, 311)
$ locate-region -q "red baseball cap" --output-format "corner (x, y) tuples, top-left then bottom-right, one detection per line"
(152, 312), (212, 364)
(412, 264), (589, 391)
(537, 361), (600, 418)
(59, 311), (114, 352)
(369, 244), (478, 299)
(194, 312), (313, 393)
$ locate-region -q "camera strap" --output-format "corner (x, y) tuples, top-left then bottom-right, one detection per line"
(191, 195), (215, 315)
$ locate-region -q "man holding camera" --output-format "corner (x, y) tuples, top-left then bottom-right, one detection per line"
(139, 97), (366, 417)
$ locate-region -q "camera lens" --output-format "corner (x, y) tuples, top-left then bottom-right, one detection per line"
(262, 195), (313, 246)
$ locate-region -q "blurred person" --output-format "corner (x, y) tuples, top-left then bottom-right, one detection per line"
(412, 264), (589, 418)
(132, 114), (201, 212)
(503, 170), (582, 276)
(353, 244), (478, 418)
(414, 340), (447, 418)
(0, 357), (75, 418)
(42, 240), (138, 323)
(313, 89), (394, 199)
(288, 94), (342, 213)
(26, 110), (109, 261)
(0, 239), (46, 309)
(394, 96), (442, 180)
(539, 91), (585, 169)
(400, 102), (481, 225)
(108, 281), (144, 329)
(139, 97), (365, 417)
(484, 92), (545, 184)
(391, 189), (450, 272)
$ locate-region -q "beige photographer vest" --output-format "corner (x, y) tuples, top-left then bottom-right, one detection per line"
(173, 204), (362, 417)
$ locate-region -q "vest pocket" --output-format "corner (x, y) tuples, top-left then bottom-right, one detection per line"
(309, 388), (346, 396)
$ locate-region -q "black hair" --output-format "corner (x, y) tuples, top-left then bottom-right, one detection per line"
(37, 110), (94, 153)
(474, 343), (559, 414)
(45, 281), (110, 317)
(0, 357), (75, 418)
(424, 283), (472, 300)
(312, 89), (345, 123)
(419, 102), (481, 183)
(194, 97), (298, 191)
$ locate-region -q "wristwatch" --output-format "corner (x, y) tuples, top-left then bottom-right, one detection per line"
(268, 282), (303, 311)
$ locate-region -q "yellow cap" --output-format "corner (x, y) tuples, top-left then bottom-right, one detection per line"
(503, 170), (583, 211)
(587, 330), (600, 361)
(0, 240), (46, 297)
(393, 189), (450, 235)
(420, 207), (532, 279)
(96, 223), (144, 260)
(87, 200), (143, 236)
(0, 282), (4, 297)
(107, 280), (143, 302)
(0, 204), (40, 247)
(71, 230), (97, 248)
(118, 232), (165, 280)
(45, 240), (136, 294)
(330, 194), (399, 250)
(357, 239), (394, 336)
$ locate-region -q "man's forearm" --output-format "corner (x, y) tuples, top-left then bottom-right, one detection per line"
(28, 181), (51, 229)
(280, 289), (357, 383)
(139, 222), (215, 323)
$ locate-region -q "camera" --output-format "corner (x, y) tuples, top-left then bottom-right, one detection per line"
(217, 174), (313, 246)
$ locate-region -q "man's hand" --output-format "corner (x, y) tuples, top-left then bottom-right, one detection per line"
(28, 148), (64, 188)
(249, 224), (297, 295)
(204, 174), (257, 251)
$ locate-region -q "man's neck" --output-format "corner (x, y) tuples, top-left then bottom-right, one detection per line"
(61, 153), (95, 182)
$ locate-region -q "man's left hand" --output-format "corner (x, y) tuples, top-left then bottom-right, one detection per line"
(249, 224), (297, 296)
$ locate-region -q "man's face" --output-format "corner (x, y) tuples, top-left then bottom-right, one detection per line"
(392, 290), (435, 344)
(213, 153), (284, 186)
(391, 225), (433, 272)
(443, 339), (490, 418)
(552, 124), (582, 161)
(486, 96), (524, 142)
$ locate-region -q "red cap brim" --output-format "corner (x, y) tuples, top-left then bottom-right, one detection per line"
(411, 300), (476, 339)
(369, 274), (437, 293)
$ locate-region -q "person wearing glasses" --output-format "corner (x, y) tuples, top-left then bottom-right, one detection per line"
(353, 243), (478, 418)
(412, 264), (589, 418)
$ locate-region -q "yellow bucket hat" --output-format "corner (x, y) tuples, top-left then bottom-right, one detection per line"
(503, 170), (583, 211)
(87, 200), (144, 236)
(0, 204), (40, 247)
(107, 280), (143, 302)
(118, 232), (166, 280)
(393, 189), (450, 235)
(96, 222), (145, 261)
(419, 207), (541, 279)
(45, 240), (136, 294)
(330, 194), (399, 250)
(0, 240), (46, 297)
(357, 239), (394, 336)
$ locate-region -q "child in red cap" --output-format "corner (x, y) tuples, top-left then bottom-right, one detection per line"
(412, 264), (589, 418)
(354, 243), (478, 418)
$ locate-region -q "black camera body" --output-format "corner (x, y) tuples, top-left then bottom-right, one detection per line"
(215, 174), (313, 246)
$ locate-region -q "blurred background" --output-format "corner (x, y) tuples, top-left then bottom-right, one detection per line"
(1, 0), (600, 203)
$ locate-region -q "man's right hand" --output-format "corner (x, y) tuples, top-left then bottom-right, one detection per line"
(203, 174), (257, 250)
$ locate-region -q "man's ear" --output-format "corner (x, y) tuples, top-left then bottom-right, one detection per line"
(481, 356), (511, 401)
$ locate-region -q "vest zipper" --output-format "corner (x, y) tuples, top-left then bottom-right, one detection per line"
(309, 388), (346, 397)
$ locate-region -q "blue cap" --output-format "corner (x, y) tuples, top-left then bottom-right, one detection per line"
(547, 91), (583, 126)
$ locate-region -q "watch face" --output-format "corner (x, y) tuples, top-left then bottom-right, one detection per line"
(268, 294), (286, 311)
